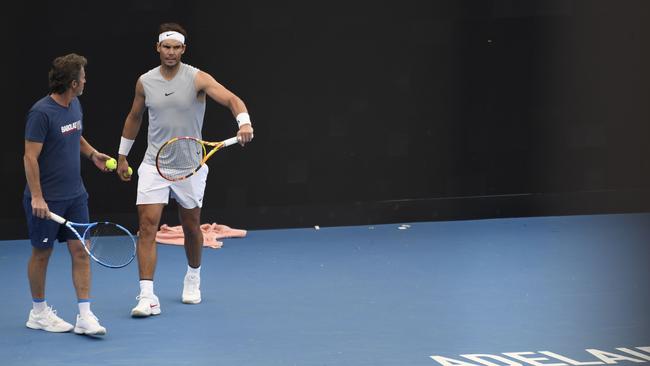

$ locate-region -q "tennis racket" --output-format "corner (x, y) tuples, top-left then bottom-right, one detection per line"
(156, 135), (240, 182)
(48, 212), (136, 269)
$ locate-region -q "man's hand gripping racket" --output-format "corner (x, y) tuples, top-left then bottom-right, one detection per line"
(156, 135), (243, 182)
(48, 212), (136, 269)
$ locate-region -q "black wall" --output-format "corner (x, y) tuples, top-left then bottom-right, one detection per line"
(2, 0), (649, 239)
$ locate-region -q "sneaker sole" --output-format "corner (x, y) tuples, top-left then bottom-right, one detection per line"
(182, 297), (202, 304)
(74, 327), (106, 336)
(130, 308), (161, 317)
(26, 321), (73, 332)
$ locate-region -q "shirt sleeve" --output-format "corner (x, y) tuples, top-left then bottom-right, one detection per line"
(25, 110), (49, 143)
(75, 98), (84, 132)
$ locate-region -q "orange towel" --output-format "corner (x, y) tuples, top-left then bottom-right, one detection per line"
(155, 223), (247, 249)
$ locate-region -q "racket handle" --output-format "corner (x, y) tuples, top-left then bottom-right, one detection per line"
(48, 212), (66, 224)
(224, 136), (240, 147)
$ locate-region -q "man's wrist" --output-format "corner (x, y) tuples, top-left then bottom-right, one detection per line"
(236, 112), (252, 128)
(119, 137), (135, 156)
(31, 193), (44, 201)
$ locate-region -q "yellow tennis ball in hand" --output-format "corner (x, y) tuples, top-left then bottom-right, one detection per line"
(125, 166), (133, 177)
(105, 158), (117, 171)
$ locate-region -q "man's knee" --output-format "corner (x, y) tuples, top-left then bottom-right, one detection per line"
(138, 205), (164, 238)
(139, 222), (159, 239)
(69, 244), (89, 261)
(31, 247), (53, 262)
(182, 224), (202, 238)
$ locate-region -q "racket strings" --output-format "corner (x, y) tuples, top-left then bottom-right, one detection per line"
(157, 139), (205, 180)
(86, 223), (135, 267)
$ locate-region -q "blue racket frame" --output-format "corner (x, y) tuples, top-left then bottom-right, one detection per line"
(49, 212), (136, 268)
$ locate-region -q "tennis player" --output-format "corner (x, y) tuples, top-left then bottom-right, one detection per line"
(116, 22), (254, 317)
(23, 53), (112, 335)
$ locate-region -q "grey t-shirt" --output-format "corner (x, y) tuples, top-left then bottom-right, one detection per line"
(140, 63), (206, 165)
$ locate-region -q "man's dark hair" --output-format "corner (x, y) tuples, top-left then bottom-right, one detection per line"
(48, 53), (87, 94)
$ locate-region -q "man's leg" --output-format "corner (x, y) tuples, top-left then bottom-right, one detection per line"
(24, 194), (74, 333)
(137, 204), (165, 280)
(67, 240), (90, 300)
(67, 239), (106, 335)
(178, 206), (203, 268)
(28, 246), (52, 301)
(26, 245), (75, 333)
(131, 203), (164, 317)
(179, 206), (203, 304)
(24, 194), (54, 304)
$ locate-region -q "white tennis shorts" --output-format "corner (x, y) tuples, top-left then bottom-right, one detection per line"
(136, 163), (208, 209)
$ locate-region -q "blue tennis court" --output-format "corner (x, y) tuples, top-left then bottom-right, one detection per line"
(1, 212), (649, 365)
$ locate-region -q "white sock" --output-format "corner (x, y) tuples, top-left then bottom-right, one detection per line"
(139, 280), (154, 296)
(187, 265), (201, 277)
(78, 300), (92, 317)
(33, 299), (47, 314)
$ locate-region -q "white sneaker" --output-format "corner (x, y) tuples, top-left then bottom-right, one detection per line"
(26, 306), (74, 333)
(130, 294), (161, 317)
(74, 313), (106, 336)
(182, 274), (201, 304)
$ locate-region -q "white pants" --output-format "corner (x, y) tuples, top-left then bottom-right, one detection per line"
(136, 163), (208, 209)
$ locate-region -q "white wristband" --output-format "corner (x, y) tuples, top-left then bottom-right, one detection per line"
(119, 137), (135, 156)
(236, 112), (251, 128)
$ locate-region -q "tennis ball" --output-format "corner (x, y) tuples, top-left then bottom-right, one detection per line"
(125, 166), (133, 177)
(105, 158), (117, 171)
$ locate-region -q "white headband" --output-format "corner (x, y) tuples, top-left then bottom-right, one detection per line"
(158, 31), (185, 44)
